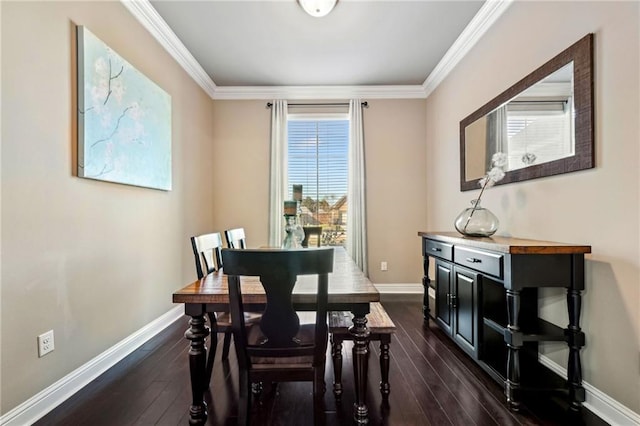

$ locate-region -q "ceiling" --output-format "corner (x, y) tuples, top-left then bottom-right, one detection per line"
(126, 1), (511, 99)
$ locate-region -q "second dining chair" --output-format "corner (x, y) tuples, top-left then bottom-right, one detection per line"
(224, 227), (247, 249)
(222, 247), (334, 425)
(190, 232), (233, 387)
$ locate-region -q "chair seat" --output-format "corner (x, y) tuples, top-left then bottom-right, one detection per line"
(248, 323), (317, 365)
(215, 311), (261, 327)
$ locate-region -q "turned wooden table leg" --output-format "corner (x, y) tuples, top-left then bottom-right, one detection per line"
(505, 289), (522, 412)
(350, 307), (370, 425)
(185, 304), (209, 425)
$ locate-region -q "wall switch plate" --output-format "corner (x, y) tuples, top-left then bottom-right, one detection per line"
(38, 330), (55, 357)
(380, 261), (388, 271)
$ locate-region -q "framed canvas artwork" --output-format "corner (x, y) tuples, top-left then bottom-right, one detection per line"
(76, 26), (172, 191)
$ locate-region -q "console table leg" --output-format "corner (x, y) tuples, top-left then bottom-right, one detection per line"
(350, 311), (370, 424)
(422, 256), (430, 323)
(567, 287), (586, 411)
(185, 306), (209, 425)
(506, 289), (521, 412)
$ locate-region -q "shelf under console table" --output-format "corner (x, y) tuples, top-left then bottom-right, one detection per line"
(418, 231), (591, 412)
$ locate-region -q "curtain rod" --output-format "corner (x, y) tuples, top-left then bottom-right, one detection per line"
(266, 101), (368, 109)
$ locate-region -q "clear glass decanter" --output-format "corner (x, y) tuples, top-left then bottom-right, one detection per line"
(282, 215), (305, 249)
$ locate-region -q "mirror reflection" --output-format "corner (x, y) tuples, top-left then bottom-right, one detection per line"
(459, 33), (593, 192)
(464, 63), (574, 181)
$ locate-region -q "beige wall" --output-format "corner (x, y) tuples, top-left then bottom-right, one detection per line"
(211, 99), (428, 284)
(1, 1), (215, 414)
(211, 100), (272, 247)
(425, 1), (639, 412)
(364, 100), (427, 283)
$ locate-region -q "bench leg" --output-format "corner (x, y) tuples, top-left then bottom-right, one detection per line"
(379, 335), (391, 397)
(331, 335), (343, 400)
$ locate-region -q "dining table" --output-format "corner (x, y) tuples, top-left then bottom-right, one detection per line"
(173, 246), (380, 425)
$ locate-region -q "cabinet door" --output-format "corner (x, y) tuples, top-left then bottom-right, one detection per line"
(453, 266), (479, 359)
(434, 260), (453, 335)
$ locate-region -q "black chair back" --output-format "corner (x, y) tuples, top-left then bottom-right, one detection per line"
(223, 247), (334, 424)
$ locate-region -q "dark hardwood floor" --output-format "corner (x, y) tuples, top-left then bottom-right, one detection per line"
(36, 300), (608, 425)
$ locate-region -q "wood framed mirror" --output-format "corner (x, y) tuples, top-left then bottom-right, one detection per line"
(460, 34), (594, 191)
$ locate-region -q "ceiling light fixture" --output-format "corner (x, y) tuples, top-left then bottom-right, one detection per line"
(298, 0), (338, 18)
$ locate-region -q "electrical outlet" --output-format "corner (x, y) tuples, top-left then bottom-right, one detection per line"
(38, 330), (55, 357)
(380, 261), (388, 271)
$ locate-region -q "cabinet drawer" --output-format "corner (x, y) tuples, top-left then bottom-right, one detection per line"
(424, 239), (453, 261)
(454, 246), (503, 278)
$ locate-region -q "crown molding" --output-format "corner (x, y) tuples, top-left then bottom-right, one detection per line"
(120, 0), (217, 98)
(212, 85), (427, 100)
(122, 0), (511, 101)
(422, 0), (513, 97)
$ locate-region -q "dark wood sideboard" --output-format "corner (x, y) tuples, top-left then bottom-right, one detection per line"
(418, 231), (591, 412)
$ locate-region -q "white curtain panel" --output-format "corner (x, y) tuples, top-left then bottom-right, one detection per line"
(268, 100), (288, 247)
(346, 99), (368, 275)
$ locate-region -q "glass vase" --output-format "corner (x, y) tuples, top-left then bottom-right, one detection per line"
(282, 215), (305, 249)
(454, 199), (499, 237)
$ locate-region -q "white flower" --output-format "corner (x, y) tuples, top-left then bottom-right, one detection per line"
(487, 166), (505, 183)
(478, 152), (507, 189)
(491, 152), (508, 168)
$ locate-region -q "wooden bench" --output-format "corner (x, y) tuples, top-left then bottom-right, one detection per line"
(329, 302), (396, 399)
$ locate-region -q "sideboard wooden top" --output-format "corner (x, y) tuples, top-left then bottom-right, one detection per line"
(418, 231), (591, 255)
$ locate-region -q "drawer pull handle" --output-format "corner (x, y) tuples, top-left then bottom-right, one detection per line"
(466, 257), (482, 263)
(431, 247), (442, 252)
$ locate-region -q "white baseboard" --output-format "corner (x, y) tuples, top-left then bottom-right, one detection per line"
(0, 306), (184, 426)
(538, 354), (640, 426)
(374, 283), (423, 294)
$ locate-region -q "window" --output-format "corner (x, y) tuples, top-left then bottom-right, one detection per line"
(287, 117), (349, 246)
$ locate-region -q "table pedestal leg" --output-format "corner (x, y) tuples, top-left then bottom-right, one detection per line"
(185, 305), (209, 425)
(350, 310), (370, 424)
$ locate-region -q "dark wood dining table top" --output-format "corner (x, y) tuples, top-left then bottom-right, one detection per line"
(173, 246), (380, 306)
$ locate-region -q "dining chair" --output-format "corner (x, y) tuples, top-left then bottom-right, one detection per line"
(222, 247), (334, 425)
(190, 232), (233, 386)
(302, 226), (323, 248)
(224, 227), (247, 249)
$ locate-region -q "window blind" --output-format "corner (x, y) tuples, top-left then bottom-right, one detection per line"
(506, 105), (573, 171)
(287, 119), (349, 225)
